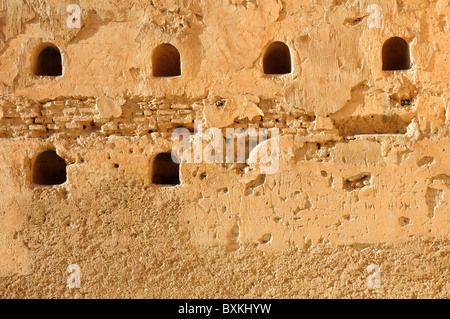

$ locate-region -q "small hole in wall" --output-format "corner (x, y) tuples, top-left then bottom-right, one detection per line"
(60, 188), (69, 199)
(263, 41), (292, 75)
(259, 233), (272, 244)
(114, 163), (120, 168)
(398, 216), (411, 227)
(152, 43), (181, 77)
(218, 187), (228, 193)
(151, 152), (180, 185)
(382, 37), (411, 71)
(200, 172), (207, 180)
(215, 99), (226, 107)
(31, 43), (63, 76)
(32, 150), (67, 185)
(401, 99), (411, 106)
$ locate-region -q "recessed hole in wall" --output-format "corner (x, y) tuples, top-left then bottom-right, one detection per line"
(114, 163), (120, 168)
(151, 152), (180, 185)
(398, 216), (411, 226)
(245, 174), (266, 196)
(200, 172), (207, 180)
(401, 99), (412, 106)
(263, 41), (292, 75)
(218, 187), (228, 193)
(334, 114), (412, 135)
(382, 37), (411, 71)
(259, 233), (272, 244)
(32, 150), (67, 185)
(343, 173), (371, 191)
(344, 16), (364, 26)
(60, 188), (69, 199)
(152, 43), (181, 77)
(31, 43), (62, 76)
(215, 99), (227, 107)
(321, 170), (327, 177)
(417, 156), (434, 167)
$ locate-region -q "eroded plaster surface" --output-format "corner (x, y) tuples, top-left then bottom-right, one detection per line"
(0, 0), (448, 298)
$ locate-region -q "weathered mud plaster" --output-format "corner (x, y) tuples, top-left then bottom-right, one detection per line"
(0, 0), (448, 298)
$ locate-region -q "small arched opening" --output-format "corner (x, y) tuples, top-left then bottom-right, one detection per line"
(151, 152), (180, 185)
(263, 41), (292, 75)
(31, 43), (63, 76)
(152, 43), (181, 77)
(382, 37), (411, 71)
(32, 150), (67, 185)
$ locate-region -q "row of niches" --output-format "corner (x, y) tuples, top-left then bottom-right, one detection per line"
(32, 150), (180, 186)
(31, 37), (412, 77)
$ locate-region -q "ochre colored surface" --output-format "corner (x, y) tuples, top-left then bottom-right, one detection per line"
(0, 0), (449, 298)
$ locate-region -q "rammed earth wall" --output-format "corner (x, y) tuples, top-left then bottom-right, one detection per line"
(0, 0), (448, 298)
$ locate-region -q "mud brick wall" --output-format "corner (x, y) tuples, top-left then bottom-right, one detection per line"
(0, 0), (448, 298)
